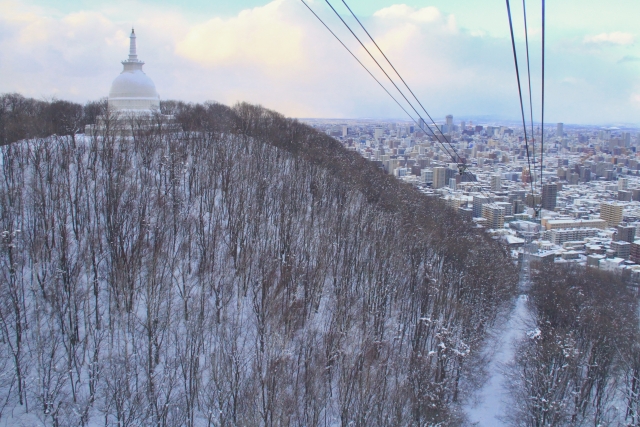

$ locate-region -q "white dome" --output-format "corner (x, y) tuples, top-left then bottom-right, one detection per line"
(108, 70), (160, 111)
(108, 29), (160, 112)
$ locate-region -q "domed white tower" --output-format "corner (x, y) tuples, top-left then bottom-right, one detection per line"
(108, 29), (160, 112)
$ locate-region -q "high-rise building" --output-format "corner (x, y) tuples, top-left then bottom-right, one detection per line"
(482, 203), (505, 229)
(618, 177), (629, 191)
(630, 241), (640, 264)
(557, 122), (564, 137)
(374, 127), (383, 140)
(495, 201), (513, 216)
(525, 193), (541, 208)
(449, 178), (457, 190)
(473, 195), (490, 218)
(512, 199), (525, 214)
(342, 125), (348, 137)
(460, 121), (466, 131)
(421, 168), (434, 184)
(418, 118), (426, 131)
(491, 175), (502, 191)
(446, 115), (453, 130)
(619, 190), (632, 202)
(600, 202), (624, 227)
(432, 167), (447, 189)
(616, 223), (636, 243)
(541, 183), (558, 210)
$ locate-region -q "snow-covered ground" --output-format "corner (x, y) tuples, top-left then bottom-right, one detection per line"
(465, 294), (533, 426)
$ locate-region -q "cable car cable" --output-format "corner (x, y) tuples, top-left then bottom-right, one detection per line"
(522, 0), (538, 202)
(322, 0), (460, 164)
(540, 0), (545, 209)
(299, 0), (457, 162)
(298, 0), (417, 129)
(506, 0), (536, 201)
(339, 0), (463, 167)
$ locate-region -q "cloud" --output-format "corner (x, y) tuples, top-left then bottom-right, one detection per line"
(584, 31), (635, 45)
(373, 5), (457, 33)
(176, 0), (304, 70)
(618, 55), (640, 64)
(374, 5), (442, 23)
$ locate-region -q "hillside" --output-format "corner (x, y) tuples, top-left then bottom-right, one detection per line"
(0, 97), (518, 426)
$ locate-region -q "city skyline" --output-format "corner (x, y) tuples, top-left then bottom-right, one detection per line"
(2, 0), (640, 124)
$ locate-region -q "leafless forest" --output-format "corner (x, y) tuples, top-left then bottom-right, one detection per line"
(507, 265), (640, 427)
(2, 94), (637, 427)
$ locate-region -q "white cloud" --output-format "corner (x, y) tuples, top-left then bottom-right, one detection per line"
(176, 0), (305, 70)
(584, 31), (635, 45)
(374, 5), (442, 23)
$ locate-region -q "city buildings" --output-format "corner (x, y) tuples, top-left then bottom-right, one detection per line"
(600, 202), (624, 227)
(616, 223), (636, 242)
(482, 203), (505, 229)
(473, 195), (490, 218)
(432, 167), (447, 189)
(541, 183), (557, 210)
(312, 113), (640, 276)
(491, 175), (502, 191)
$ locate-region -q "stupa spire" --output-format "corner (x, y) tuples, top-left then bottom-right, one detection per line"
(128, 28), (138, 61)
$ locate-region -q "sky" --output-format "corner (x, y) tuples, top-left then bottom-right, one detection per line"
(1, 0), (640, 125)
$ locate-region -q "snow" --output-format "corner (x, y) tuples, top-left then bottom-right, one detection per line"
(464, 294), (533, 426)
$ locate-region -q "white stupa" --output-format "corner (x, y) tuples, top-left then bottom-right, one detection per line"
(108, 29), (160, 112)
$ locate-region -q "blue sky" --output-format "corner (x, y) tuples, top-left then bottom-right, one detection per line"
(2, 0), (640, 124)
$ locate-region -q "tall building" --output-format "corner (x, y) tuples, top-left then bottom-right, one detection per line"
(374, 127), (383, 140)
(600, 202), (624, 227)
(446, 115), (453, 131)
(616, 223), (636, 243)
(541, 183), (558, 210)
(491, 175), (502, 191)
(556, 122), (564, 137)
(418, 118), (426, 131)
(495, 201), (513, 216)
(421, 168), (433, 184)
(432, 167), (447, 189)
(619, 190), (632, 202)
(473, 195), (490, 218)
(525, 193), (541, 208)
(482, 203), (505, 229)
(630, 241), (640, 264)
(108, 29), (160, 112)
(618, 177), (629, 191)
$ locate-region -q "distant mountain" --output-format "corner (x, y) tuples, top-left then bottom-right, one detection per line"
(0, 96), (518, 426)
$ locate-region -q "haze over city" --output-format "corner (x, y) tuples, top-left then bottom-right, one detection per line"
(2, 0), (640, 124)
